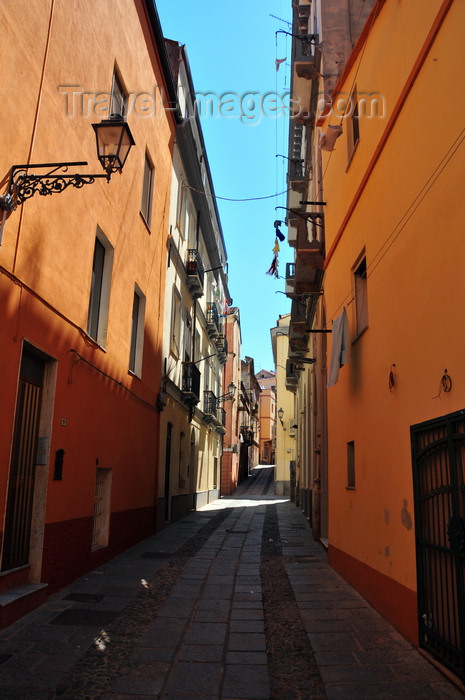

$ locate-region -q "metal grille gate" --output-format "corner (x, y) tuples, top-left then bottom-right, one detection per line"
(411, 409), (465, 682)
(2, 354), (43, 571)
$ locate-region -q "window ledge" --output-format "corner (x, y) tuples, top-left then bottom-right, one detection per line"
(346, 486), (356, 491)
(83, 333), (107, 352)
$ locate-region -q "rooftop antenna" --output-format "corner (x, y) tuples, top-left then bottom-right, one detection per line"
(269, 13), (292, 29)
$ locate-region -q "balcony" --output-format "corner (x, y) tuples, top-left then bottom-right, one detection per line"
(182, 362), (201, 407)
(293, 215), (325, 295)
(206, 302), (220, 338)
(203, 390), (217, 423)
(216, 406), (226, 435)
(185, 249), (204, 300)
(289, 297), (309, 354)
(294, 35), (321, 80)
(288, 156), (305, 194)
(285, 358), (300, 392)
(288, 120), (306, 193)
(215, 333), (228, 364)
(292, 24), (321, 114)
(240, 426), (254, 446)
(285, 262), (295, 296)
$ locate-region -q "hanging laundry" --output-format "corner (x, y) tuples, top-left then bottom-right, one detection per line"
(266, 254), (279, 278)
(320, 124), (343, 152)
(276, 58), (286, 71)
(272, 238), (280, 254)
(327, 308), (349, 387)
(222, 299), (230, 317)
(274, 219), (285, 241)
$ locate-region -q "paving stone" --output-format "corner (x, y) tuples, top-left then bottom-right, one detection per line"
(222, 663), (270, 699)
(179, 644), (224, 662)
(196, 598), (230, 612)
(228, 632), (267, 652)
(304, 619), (353, 634)
(129, 646), (175, 663)
(320, 663), (398, 683)
(201, 583), (234, 598)
(113, 675), (164, 695)
(0, 468), (461, 699)
(193, 609), (229, 623)
(229, 619), (265, 634)
(230, 608), (264, 621)
(226, 650), (268, 665)
(163, 661), (223, 695)
(183, 622), (227, 645)
(308, 631), (357, 652)
(314, 651), (360, 666)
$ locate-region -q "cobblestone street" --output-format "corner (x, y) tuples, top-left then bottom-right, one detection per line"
(0, 466), (461, 699)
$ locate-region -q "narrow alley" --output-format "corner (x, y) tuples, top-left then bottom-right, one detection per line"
(0, 467), (461, 699)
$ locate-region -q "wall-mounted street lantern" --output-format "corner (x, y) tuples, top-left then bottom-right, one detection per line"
(0, 114), (135, 213)
(278, 407), (284, 422)
(217, 381), (236, 404)
(92, 115), (135, 174)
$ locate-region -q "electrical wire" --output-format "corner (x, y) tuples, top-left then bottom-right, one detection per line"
(365, 127), (465, 281)
(182, 181), (292, 202)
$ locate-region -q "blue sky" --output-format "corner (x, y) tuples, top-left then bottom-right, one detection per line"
(156, 0), (293, 372)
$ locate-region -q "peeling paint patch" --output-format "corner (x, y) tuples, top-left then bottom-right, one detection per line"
(401, 499), (412, 530)
(384, 509), (390, 525)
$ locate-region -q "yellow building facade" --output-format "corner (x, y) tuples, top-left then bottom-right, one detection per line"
(158, 42), (232, 524)
(271, 315), (297, 496)
(320, 0), (465, 671)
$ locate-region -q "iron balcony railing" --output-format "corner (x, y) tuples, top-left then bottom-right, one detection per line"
(203, 390), (217, 422)
(289, 297), (309, 355)
(293, 33), (320, 80)
(181, 361), (201, 405)
(215, 333), (228, 363)
(185, 249), (204, 299)
(206, 302), (220, 337)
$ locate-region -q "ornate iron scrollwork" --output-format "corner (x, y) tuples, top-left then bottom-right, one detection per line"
(14, 170), (98, 204)
(0, 162), (109, 211)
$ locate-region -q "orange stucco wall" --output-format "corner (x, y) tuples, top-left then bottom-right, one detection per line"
(320, 0), (465, 641)
(0, 0), (175, 590)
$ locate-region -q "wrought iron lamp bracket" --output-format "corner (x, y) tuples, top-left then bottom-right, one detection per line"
(217, 382), (237, 405)
(0, 162), (111, 212)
